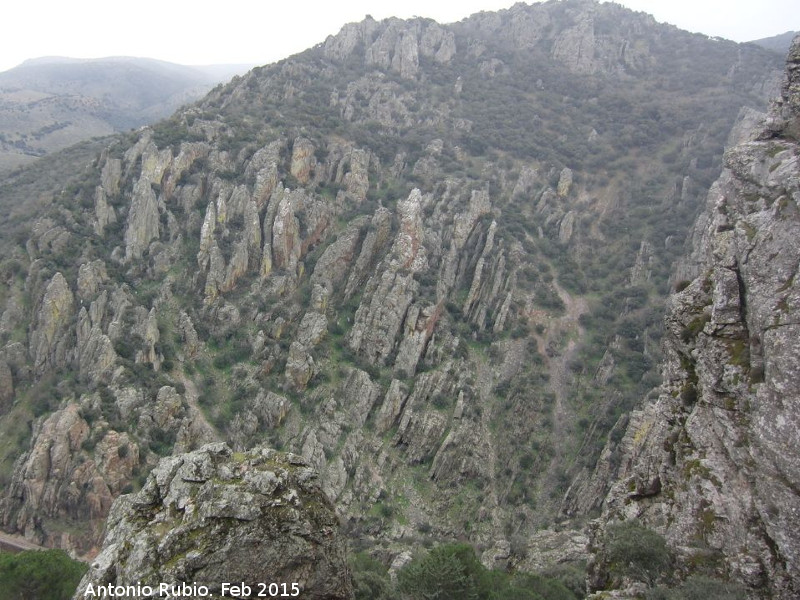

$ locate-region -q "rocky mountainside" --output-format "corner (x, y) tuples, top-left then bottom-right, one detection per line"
(0, 0), (785, 580)
(73, 443), (352, 599)
(0, 57), (252, 172)
(582, 35), (800, 599)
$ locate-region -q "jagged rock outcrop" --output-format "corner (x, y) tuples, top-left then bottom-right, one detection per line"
(588, 36), (800, 599)
(72, 443), (352, 600)
(93, 186), (117, 236)
(28, 272), (74, 374)
(124, 177), (161, 261)
(290, 137), (317, 184)
(0, 403), (138, 555)
(324, 17), (455, 78)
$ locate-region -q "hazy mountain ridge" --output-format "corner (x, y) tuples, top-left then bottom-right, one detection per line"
(749, 30), (799, 54)
(0, 1), (790, 596)
(0, 56), (253, 172)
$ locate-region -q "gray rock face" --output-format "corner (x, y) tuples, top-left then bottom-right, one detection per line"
(590, 36), (800, 599)
(290, 137), (317, 184)
(73, 443), (352, 600)
(124, 176), (161, 261)
(324, 17), (455, 78)
(28, 272), (74, 374)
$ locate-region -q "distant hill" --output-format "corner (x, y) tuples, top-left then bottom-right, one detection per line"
(0, 56), (254, 171)
(749, 30), (798, 54)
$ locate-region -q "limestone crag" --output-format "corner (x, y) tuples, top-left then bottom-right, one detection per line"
(73, 443), (352, 600)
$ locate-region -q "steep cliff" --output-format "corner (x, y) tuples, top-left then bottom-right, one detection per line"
(586, 35), (800, 599)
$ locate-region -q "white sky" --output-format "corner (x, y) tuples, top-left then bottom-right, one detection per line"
(1, 0), (798, 73)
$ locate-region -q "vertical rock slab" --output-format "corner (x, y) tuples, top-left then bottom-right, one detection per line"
(29, 272), (74, 374)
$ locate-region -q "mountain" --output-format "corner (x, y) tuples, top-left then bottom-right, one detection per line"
(750, 31), (799, 54)
(582, 34), (800, 599)
(0, 0), (789, 594)
(0, 56), (253, 172)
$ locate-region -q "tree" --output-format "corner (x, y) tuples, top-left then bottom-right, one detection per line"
(0, 549), (87, 600)
(397, 544), (483, 600)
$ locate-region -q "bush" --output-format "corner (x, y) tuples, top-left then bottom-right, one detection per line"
(350, 553), (397, 600)
(397, 544), (482, 600)
(0, 549), (87, 600)
(395, 543), (579, 600)
(605, 521), (671, 587)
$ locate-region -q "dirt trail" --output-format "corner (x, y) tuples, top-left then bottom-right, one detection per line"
(540, 282), (588, 507)
(547, 282), (588, 436)
(0, 531), (47, 553)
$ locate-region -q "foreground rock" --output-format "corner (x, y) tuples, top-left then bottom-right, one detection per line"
(73, 443), (352, 600)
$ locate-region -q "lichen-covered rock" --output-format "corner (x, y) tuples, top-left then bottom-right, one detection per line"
(311, 221), (365, 290)
(100, 156), (122, 197)
(72, 443), (352, 600)
(77, 260), (108, 301)
(271, 189), (302, 274)
(390, 188), (428, 272)
(589, 36), (800, 599)
(349, 270), (416, 364)
(178, 311), (200, 358)
(558, 210), (576, 243)
(394, 303), (440, 377)
(29, 272), (74, 374)
(290, 137), (316, 184)
(93, 186), (117, 236)
(124, 176), (161, 261)
(420, 23), (456, 63)
(0, 403), (128, 555)
(556, 167), (573, 197)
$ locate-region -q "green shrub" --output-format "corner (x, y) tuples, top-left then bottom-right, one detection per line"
(394, 543), (579, 600)
(350, 553), (397, 600)
(605, 521), (671, 586)
(397, 543), (482, 600)
(0, 549), (87, 600)
(673, 576), (747, 600)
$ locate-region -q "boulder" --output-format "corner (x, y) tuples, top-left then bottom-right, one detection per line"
(72, 443), (352, 600)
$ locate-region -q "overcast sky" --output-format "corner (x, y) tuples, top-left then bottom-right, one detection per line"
(1, 0), (798, 73)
